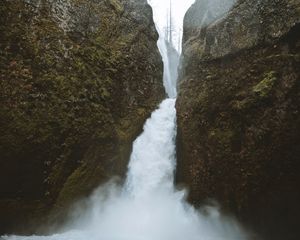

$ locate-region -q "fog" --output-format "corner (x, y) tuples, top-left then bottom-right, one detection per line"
(3, 1), (250, 240)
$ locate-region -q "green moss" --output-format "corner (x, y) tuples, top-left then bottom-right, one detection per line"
(252, 71), (277, 97)
(107, 0), (124, 14)
(231, 98), (251, 110)
(54, 163), (108, 207)
(137, 108), (146, 116)
(0, 0), (164, 231)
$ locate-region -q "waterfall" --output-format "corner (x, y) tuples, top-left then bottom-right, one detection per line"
(3, 1), (250, 240)
(125, 99), (177, 198)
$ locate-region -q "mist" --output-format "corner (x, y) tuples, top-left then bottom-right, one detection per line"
(184, 0), (237, 35)
(3, 1), (250, 240)
(4, 100), (250, 240)
(59, 178), (249, 240)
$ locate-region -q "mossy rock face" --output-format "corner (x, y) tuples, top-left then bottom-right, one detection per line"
(177, 1), (300, 240)
(252, 71), (277, 98)
(0, 0), (164, 234)
(182, 0), (300, 61)
(107, 0), (124, 14)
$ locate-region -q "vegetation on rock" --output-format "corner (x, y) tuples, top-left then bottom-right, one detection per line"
(177, 1), (300, 239)
(0, 0), (164, 234)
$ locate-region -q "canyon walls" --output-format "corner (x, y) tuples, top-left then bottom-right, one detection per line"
(177, 0), (300, 239)
(0, 0), (164, 234)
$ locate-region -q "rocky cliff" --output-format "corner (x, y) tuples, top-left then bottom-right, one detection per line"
(177, 0), (300, 239)
(0, 0), (164, 234)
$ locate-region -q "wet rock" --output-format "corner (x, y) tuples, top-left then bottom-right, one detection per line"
(0, 0), (164, 234)
(177, 0), (300, 239)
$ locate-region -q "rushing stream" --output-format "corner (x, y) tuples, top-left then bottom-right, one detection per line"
(3, 1), (249, 239)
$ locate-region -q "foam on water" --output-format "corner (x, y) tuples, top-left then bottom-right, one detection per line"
(3, 99), (248, 240)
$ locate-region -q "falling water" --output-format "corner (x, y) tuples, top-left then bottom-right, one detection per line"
(148, 0), (192, 97)
(3, 1), (249, 240)
(125, 99), (177, 198)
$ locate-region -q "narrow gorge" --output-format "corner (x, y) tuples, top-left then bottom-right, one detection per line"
(1, 0), (300, 240)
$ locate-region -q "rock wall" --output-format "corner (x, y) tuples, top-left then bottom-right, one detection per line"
(0, 0), (164, 234)
(177, 0), (300, 239)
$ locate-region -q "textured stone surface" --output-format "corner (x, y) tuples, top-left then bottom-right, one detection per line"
(0, 0), (164, 234)
(182, 0), (300, 62)
(177, 0), (300, 239)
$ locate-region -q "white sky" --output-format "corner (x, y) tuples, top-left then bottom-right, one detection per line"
(148, 0), (195, 52)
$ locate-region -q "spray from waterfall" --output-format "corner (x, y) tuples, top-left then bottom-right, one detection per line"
(3, 1), (250, 240)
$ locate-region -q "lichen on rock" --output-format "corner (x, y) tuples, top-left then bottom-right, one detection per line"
(0, 0), (164, 234)
(177, 1), (300, 239)
(252, 71), (277, 98)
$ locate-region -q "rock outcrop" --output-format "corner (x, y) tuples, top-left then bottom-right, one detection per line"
(177, 0), (300, 239)
(0, 0), (164, 234)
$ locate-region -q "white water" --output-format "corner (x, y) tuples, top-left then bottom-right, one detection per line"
(4, 99), (247, 240)
(3, 1), (249, 240)
(125, 99), (177, 197)
(148, 0), (194, 97)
